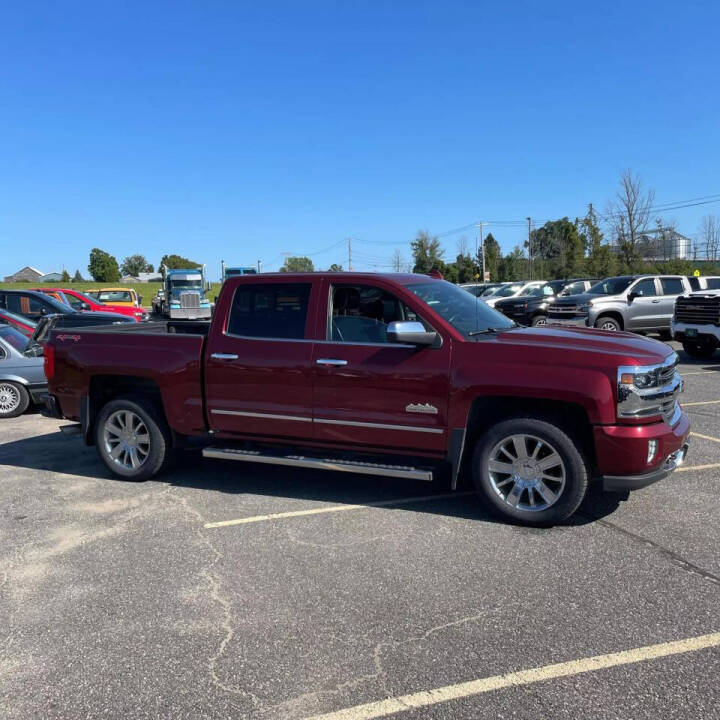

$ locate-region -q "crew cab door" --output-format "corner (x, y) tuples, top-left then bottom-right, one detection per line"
(311, 280), (451, 453)
(625, 278), (662, 330)
(205, 279), (319, 441)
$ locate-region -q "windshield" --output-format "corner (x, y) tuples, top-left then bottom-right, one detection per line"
(587, 276), (635, 295)
(170, 280), (203, 290)
(491, 283), (523, 298)
(0, 325), (29, 352)
(524, 284), (555, 298)
(406, 280), (515, 336)
(98, 290), (134, 303)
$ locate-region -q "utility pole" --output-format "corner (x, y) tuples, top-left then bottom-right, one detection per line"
(527, 217), (532, 280)
(347, 237), (352, 271)
(479, 222), (486, 281)
(257, 259), (262, 274)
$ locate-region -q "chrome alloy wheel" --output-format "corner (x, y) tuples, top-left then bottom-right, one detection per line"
(102, 410), (151, 471)
(0, 383), (20, 415)
(487, 434), (566, 512)
(600, 320), (618, 331)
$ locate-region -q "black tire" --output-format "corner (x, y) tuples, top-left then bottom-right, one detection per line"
(658, 330), (672, 341)
(0, 381), (30, 418)
(530, 314), (548, 327)
(595, 315), (621, 332)
(472, 416), (589, 526)
(682, 340), (717, 359)
(94, 396), (171, 481)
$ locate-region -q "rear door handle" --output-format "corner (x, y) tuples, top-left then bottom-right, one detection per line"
(316, 358), (348, 367)
(211, 353), (239, 360)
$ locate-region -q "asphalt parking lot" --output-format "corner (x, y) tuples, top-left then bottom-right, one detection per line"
(2, 339), (720, 720)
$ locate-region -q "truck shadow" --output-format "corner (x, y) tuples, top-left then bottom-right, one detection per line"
(0, 431), (621, 527)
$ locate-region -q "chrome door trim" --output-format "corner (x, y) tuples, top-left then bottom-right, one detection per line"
(210, 409), (312, 423)
(210, 353), (239, 360)
(316, 358), (348, 366)
(314, 417), (443, 434)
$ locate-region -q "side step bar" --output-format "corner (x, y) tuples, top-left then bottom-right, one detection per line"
(202, 447), (434, 481)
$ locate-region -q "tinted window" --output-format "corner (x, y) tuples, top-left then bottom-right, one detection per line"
(706, 278), (720, 290)
(564, 281), (587, 295)
(660, 278), (684, 295)
(493, 284), (523, 298)
(228, 283), (311, 339)
(632, 279), (658, 297)
(688, 277), (700, 290)
(5, 293), (50, 320)
(329, 284), (423, 343)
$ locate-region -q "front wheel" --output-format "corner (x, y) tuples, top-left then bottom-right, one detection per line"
(95, 397), (171, 480)
(530, 314), (547, 327)
(472, 417), (589, 525)
(595, 316), (621, 331)
(682, 339), (717, 359)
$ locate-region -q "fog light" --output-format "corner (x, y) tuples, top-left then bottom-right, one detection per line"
(647, 439), (658, 464)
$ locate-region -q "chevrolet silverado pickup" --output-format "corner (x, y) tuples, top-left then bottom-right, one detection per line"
(44, 273), (690, 525)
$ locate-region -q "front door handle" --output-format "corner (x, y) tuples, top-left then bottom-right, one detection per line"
(651, 299), (661, 303)
(211, 353), (239, 360)
(316, 358), (348, 367)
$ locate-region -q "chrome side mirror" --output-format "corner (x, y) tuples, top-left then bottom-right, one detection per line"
(387, 321), (437, 346)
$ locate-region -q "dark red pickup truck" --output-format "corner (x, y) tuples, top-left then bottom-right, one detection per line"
(44, 272), (690, 525)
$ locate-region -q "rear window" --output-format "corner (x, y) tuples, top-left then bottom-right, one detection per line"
(98, 291), (134, 303)
(227, 283), (311, 339)
(705, 278), (720, 290)
(0, 326), (29, 353)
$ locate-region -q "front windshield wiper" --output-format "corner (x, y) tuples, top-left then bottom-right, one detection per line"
(468, 325), (516, 336)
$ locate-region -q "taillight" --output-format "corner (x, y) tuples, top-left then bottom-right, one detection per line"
(44, 343), (55, 381)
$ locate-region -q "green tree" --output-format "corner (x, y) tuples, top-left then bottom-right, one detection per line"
(121, 254), (152, 277)
(328, 263), (343, 272)
(280, 256), (314, 272)
(579, 205), (605, 277)
(528, 218), (585, 278)
(159, 254), (202, 271)
(499, 246), (526, 281)
(482, 232), (501, 281)
(453, 253), (478, 283)
(411, 230), (444, 274)
(72, 269), (84, 283)
(88, 248), (121, 283)
(60, 269), (71, 283)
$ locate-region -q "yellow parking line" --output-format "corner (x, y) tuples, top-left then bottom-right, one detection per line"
(677, 462), (720, 473)
(306, 632), (720, 720)
(683, 400), (720, 407)
(690, 431), (720, 444)
(204, 492), (474, 529)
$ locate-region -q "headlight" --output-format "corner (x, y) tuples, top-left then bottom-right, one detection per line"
(579, 303), (590, 312)
(618, 368), (663, 390)
(617, 356), (682, 422)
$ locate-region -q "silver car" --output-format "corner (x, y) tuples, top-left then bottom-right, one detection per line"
(0, 325), (47, 418)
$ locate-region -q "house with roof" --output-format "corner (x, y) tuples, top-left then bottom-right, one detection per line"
(3, 266), (45, 282)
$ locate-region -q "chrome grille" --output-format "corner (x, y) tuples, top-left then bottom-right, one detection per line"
(674, 295), (720, 326)
(180, 291), (201, 309)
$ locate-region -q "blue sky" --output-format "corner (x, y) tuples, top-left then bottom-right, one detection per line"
(1, 1), (718, 279)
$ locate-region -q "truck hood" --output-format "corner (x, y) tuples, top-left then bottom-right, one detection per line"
(485, 325), (672, 366)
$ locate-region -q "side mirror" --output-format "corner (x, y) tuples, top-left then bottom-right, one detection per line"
(387, 321), (437, 346)
(80, 302), (90, 311)
(627, 291), (638, 302)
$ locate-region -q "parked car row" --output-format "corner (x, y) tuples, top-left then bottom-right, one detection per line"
(473, 275), (720, 348)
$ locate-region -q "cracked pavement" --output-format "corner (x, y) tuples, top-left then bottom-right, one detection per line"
(1, 341), (719, 719)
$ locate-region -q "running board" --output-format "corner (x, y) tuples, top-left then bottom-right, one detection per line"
(202, 447), (434, 481)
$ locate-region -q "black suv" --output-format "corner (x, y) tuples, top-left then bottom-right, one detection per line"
(0, 289), (75, 321)
(494, 278), (597, 326)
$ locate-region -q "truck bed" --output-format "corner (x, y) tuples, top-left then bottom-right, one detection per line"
(49, 320), (210, 435)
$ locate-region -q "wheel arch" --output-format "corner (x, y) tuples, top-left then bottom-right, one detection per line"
(452, 395), (596, 489)
(86, 375), (169, 446)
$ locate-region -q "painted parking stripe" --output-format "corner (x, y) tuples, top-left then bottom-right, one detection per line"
(683, 400), (720, 407)
(677, 462), (720, 473)
(690, 431), (720, 444)
(204, 492), (474, 528)
(306, 632), (720, 720)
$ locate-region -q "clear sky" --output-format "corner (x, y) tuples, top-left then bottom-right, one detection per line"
(1, 1), (719, 279)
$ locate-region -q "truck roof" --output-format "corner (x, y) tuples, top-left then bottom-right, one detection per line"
(224, 271), (436, 283)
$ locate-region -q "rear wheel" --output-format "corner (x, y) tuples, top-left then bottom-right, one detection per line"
(682, 339), (717, 359)
(472, 417), (589, 526)
(595, 316), (621, 331)
(95, 397), (171, 480)
(0, 382), (30, 418)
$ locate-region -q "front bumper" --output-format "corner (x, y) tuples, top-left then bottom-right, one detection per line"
(547, 315), (588, 328)
(671, 321), (720, 343)
(603, 443), (689, 491)
(595, 410), (691, 492)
